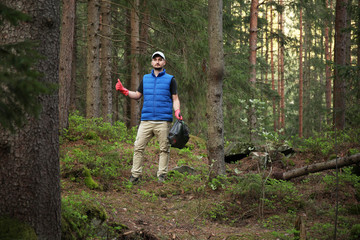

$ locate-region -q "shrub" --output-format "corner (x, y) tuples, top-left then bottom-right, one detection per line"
(350, 224), (360, 240)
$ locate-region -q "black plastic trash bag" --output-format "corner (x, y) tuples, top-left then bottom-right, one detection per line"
(168, 120), (190, 149)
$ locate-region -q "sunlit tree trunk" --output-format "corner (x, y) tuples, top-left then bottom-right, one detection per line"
(130, 0), (140, 127)
(279, 0), (285, 132)
(277, 3), (281, 131)
(86, 0), (101, 118)
(299, 7), (303, 138)
(264, 5), (269, 85)
(270, 6), (277, 132)
(249, 0), (258, 142)
(325, 0), (332, 125)
(207, 0), (225, 176)
(59, 0), (76, 131)
(100, 0), (113, 123)
(0, 0), (61, 238)
(333, 0), (349, 129)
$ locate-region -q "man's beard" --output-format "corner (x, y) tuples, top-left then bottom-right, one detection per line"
(154, 67), (163, 71)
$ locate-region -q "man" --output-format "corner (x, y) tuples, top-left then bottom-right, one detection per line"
(115, 51), (183, 183)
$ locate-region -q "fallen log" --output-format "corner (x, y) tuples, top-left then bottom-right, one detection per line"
(273, 153), (360, 180)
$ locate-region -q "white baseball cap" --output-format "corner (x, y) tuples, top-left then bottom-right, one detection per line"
(152, 51), (165, 60)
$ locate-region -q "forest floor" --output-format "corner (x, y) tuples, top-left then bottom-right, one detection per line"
(60, 133), (360, 240)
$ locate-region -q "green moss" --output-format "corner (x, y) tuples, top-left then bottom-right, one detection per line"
(0, 216), (37, 240)
(83, 168), (99, 190)
(61, 193), (108, 239)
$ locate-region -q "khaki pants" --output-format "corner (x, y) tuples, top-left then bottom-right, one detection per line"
(131, 121), (171, 178)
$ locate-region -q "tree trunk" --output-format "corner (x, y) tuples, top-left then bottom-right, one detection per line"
(358, 0), (360, 104)
(264, 5), (269, 85)
(207, 0), (225, 176)
(270, 6), (277, 132)
(299, 7), (303, 138)
(59, 0), (76, 131)
(70, 15), (77, 112)
(294, 213), (307, 240)
(123, 8), (132, 127)
(139, 0), (150, 78)
(279, 0), (285, 132)
(100, 0), (113, 123)
(333, 0), (348, 130)
(86, 0), (101, 118)
(325, 0), (332, 125)
(303, 20), (311, 137)
(249, 0), (258, 142)
(273, 153), (360, 180)
(130, 0), (140, 127)
(277, 5), (281, 131)
(0, 1), (61, 239)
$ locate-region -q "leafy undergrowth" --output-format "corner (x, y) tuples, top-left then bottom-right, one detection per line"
(60, 113), (360, 240)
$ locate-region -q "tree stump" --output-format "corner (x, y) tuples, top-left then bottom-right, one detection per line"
(294, 213), (307, 240)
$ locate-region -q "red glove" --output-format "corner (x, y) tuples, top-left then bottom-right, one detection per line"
(115, 79), (129, 96)
(175, 109), (183, 120)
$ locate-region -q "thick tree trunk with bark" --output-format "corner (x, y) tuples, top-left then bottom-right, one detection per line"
(59, 0), (76, 131)
(0, 1), (61, 239)
(333, 0), (348, 130)
(100, 0), (113, 123)
(207, 0), (225, 176)
(86, 0), (101, 118)
(273, 154), (360, 180)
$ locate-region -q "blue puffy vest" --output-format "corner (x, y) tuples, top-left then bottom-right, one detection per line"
(141, 69), (173, 121)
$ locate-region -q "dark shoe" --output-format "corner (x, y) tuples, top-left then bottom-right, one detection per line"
(158, 174), (167, 183)
(129, 175), (140, 184)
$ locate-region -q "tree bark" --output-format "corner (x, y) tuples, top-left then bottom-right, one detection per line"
(277, 5), (281, 131)
(299, 7), (303, 138)
(270, 6), (277, 132)
(59, 0), (76, 131)
(86, 0), (101, 118)
(357, 0), (360, 104)
(139, 0), (150, 78)
(0, 1), (61, 239)
(100, 0), (113, 123)
(207, 0), (225, 176)
(273, 153), (360, 180)
(122, 8), (132, 127)
(303, 20), (311, 137)
(333, 0), (348, 130)
(248, 0), (258, 142)
(130, 0), (140, 127)
(325, 0), (332, 125)
(279, 0), (285, 132)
